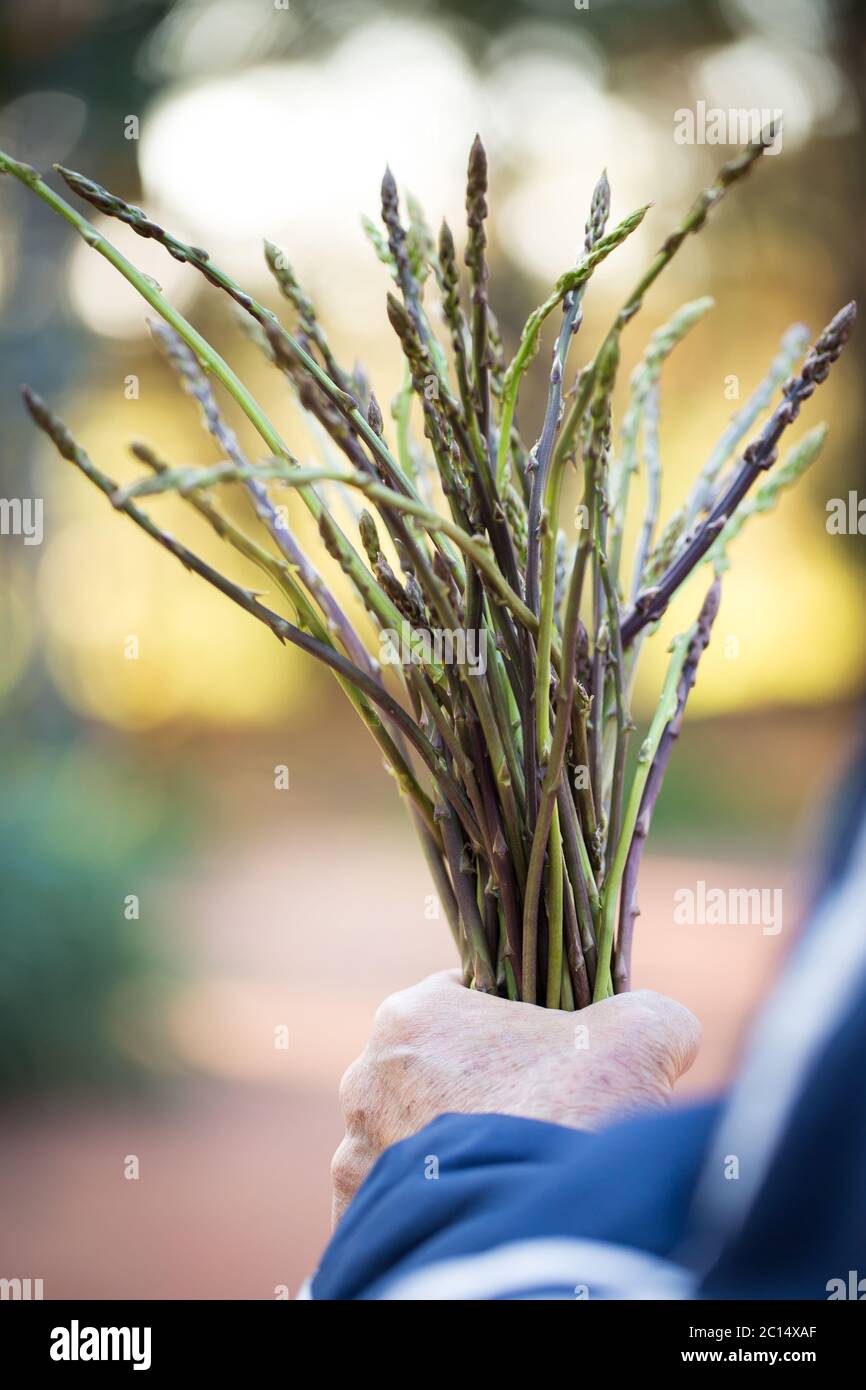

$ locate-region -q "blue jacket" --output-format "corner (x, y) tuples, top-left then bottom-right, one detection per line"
(310, 746), (866, 1300)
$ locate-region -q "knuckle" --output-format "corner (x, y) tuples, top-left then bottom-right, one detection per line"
(329, 1138), (353, 1197)
(338, 1053), (386, 1143)
(597, 1025), (678, 1111)
(636, 1035), (679, 1093)
(628, 992), (701, 1082)
(338, 1057), (369, 1120)
(372, 988), (406, 1028)
(372, 987), (416, 1040)
(330, 1137), (369, 1207)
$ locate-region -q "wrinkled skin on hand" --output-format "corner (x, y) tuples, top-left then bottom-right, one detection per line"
(331, 969), (701, 1224)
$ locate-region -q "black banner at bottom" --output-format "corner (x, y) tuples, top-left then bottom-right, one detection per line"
(1, 1298), (860, 1374)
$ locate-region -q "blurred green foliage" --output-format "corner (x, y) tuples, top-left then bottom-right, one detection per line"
(0, 739), (189, 1095)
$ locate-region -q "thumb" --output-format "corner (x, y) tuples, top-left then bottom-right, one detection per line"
(618, 989), (702, 1087)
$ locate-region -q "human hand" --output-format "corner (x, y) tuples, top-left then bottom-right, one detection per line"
(331, 969), (700, 1223)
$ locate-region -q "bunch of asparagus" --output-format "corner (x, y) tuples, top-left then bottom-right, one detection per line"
(0, 130), (854, 1008)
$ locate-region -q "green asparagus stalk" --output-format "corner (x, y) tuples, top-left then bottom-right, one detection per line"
(4, 124), (854, 1011)
(495, 199), (651, 491)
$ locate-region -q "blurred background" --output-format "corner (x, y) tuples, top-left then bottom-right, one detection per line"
(0, 0), (863, 1298)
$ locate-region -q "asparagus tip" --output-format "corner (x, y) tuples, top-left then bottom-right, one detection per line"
(385, 290), (409, 338)
(468, 132), (487, 177)
(811, 299), (857, 362)
(20, 384), (76, 463)
(835, 299), (858, 330)
(381, 165), (397, 201)
(367, 393), (384, 437)
(20, 382), (45, 426)
(54, 163), (91, 197)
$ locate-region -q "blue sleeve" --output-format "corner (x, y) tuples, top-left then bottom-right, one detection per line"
(311, 1103), (718, 1300)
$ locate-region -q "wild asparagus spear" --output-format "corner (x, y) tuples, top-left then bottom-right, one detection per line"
(612, 579), (722, 994)
(21, 388), (482, 853)
(621, 301), (856, 646)
(4, 128), (854, 1007)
